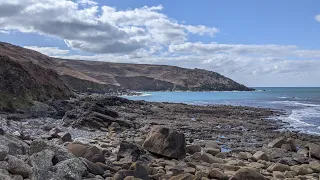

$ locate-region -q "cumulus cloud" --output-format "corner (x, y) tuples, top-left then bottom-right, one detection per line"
(0, 0), (218, 54)
(24, 46), (70, 56)
(315, 14), (320, 22)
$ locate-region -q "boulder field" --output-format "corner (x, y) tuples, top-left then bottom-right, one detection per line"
(0, 95), (320, 179)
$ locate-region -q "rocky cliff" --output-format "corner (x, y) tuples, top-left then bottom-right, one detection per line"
(0, 55), (71, 110)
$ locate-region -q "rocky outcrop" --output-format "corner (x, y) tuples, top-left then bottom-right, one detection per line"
(0, 55), (71, 110)
(143, 126), (186, 159)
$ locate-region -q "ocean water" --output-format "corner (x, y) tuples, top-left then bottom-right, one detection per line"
(124, 87), (320, 135)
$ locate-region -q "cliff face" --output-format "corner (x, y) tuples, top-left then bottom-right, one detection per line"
(0, 55), (72, 109)
(0, 42), (253, 95)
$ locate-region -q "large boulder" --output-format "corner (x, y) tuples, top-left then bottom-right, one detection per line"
(306, 143), (320, 160)
(6, 155), (32, 178)
(66, 142), (105, 163)
(29, 139), (74, 163)
(53, 158), (87, 180)
(0, 135), (29, 155)
(29, 150), (56, 180)
(143, 126), (186, 159)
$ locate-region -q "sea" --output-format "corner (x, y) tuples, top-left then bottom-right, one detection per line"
(124, 87), (320, 135)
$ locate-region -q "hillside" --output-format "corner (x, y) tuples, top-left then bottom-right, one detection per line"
(0, 42), (253, 94)
(57, 59), (253, 91)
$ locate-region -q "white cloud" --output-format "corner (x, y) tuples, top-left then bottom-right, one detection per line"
(315, 14), (320, 22)
(169, 42), (320, 58)
(24, 46), (70, 56)
(0, 30), (9, 34)
(0, 0), (218, 54)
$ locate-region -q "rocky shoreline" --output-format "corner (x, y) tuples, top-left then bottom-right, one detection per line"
(0, 95), (320, 180)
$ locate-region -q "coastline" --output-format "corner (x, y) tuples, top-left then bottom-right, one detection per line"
(1, 95), (320, 179)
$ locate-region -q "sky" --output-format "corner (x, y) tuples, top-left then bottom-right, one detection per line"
(0, 0), (320, 87)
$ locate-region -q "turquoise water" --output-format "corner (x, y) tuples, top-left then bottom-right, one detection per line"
(124, 87), (320, 135)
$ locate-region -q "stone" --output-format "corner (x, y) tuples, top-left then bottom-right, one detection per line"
(6, 155), (32, 178)
(306, 143), (320, 160)
(234, 168), (266, 180)
(253, 151), (269, 161)
(204, 141), (221, 151)
(143, 126), (186, 159)
(194, 153), (223, 164)
(30, 149), (54, 171)
(237, 152), (252, 160)
(53, 158), (87, 180)
(49, 127), (63, 138)
(117, 141), (146, 163)
(109, 122), (121, 132)
(285, 138), (297, 152)
(67, 142), (105, 163)
(205, 148), (220, 156)
(208, 168), (227, 179)
(0, 145), (9, 161)
(57, 132), (72, 142)
(0, 170), (11, 180)
(297, 149), (309, 157)
(268, 137), (285, 148)
(281, 143), (292, 151)
(169, 173), (194, 180)
(267, 163), (290, 172)
(30, 139), (74, 163)
(0, 128), (4, 135)
(248, 162), (266, 169)
(216, 153), (228, 159)
(273, 171), (285, 179)
(80, 158), (104, 175)
(0, 135), (29, 156)
(186, 145), (201, 155)
(309, 161), (320, 173)
(290, 165), (309, 175)
(12, 175), (23, 180)
(0, 161), (8, 169)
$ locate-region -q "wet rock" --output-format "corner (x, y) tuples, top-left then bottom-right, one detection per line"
(306, 143), (320, 160)
(253, 151), (269, 161)
(53, 158), (87, 180)
(0, 128), (4, 135)
(117, 141), (146, 163)
(186, 145), (201, 155)
(67, 142), (105, 163)
(0, 145), (9, 161)
(7, 155), (32, 178)
(143, 126), (186, 159)
(268, 137), (285, 148)
(234, 168), (266, 180)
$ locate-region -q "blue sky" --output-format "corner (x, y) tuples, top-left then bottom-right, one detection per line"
(0, 0), (320, 86)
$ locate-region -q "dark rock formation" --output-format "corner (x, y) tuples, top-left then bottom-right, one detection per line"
(143, 126), (186, 159)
